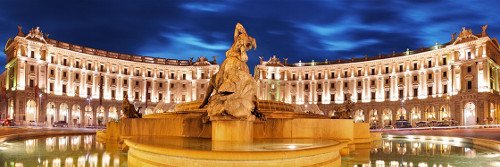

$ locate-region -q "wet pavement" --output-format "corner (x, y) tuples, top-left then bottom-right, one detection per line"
(381, 128), (500, 141)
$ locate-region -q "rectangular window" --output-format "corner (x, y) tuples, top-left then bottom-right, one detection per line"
(330, 72), (335, 78)
(87, 88), (91, 96)
(399, 90), (404, 98)
(318, 73), (322, 79)
(159, 83), (163, 88)
(399, 77), (403, 83)
(428, 60), (432, 67)
(159, 72), (163, 78)
(357, 93), (362, 100)
(63, 59), (67, 66)
(386, 91), (390, 99)
(467, 81), (472, 90)
(100, 65), (104, 72)
(63, 85), (67, 93)
(124, 80), (128, 86)
(413, 63), (418, 70)
(357, 81), (361, 87)
(385, 79), (389, 84)
(467, 66), (472, 73)
(317, 95), (322, 102)
(371, 92), (375, 99)
(371, 80), (375, 86)
(330, 83), (335, 88)
(123, 91), (127, 98)
(75, 73), (80, 80)
(112, 90), (116, 99)
(344, 71), (348, 78)
(76, 61), (80, 68)
(87, 75), (91, 82)
(305, 74), (309, 80)
(428, 87), (432, 95)
(413, 76), (418, 81)
(63, 72), (67, 78)
(292, 74), (296, 80)
(318, 84), (322, 90)
(358, 70), (362, 76)
(31, 51), (35, 58)
(135, 92), (139, 100)
(135, 81), (139, 86)
(29, 79), (34, 87)
(428, 74), (432, 80)
(170, 73), (175, 79)
(413, 88), (418, 96)
(50, 69), (54, 75)
(305, 84), (309, 91)
(442, 57), (447, 65)
(136, 70), (140, 76)
(399, 65), (403, 72)
(443, 71), (447, 78)
(385, 67), (389, 74)
(87, 63), (92, 70)
(344, 82), (348, 88)
(182, 74), (186, 80)
(371, 68), (375, 75)
(182, 84), (186, 89)
(330, 94), (335, 102)
(148, 71), (151, 77)
(124, 68), (128, 75)
(159, 93), (163, 101)
(272, 73), (275, 80)
(112, 78), (116, 85)
(170, 83), (174, 89)
(443, 85), (448, 94)
(467, 52), (472, 59)
(30, 65), (34, 72)
(50, 83), (54, 92)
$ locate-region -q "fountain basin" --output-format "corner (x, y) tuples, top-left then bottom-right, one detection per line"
(125, 136), (347, 166)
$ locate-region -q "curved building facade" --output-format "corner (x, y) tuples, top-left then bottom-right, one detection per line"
(255, 26), (500, 127)
(1, 27), (218, 126)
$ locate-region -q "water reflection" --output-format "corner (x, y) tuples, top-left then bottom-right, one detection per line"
(344, 138), (499, 167)
(0, 135), (126, 167)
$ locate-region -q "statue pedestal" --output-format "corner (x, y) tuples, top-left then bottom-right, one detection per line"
(211, 116), (255, 142)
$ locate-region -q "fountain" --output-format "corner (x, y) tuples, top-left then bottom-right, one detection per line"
(99, 23), (377, 166)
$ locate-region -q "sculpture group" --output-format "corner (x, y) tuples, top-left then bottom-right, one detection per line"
(199, 23), (258, 120)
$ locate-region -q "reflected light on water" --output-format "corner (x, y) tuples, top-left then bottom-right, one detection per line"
(102, 152), (110, 167)
(65, 157), (73, 166)
(25, 139), (36, 154)
(58, 137), (67, 152)
(46, 137), (55, 152)
(78, 156), (86, 167)
(71, 136), (81, 151)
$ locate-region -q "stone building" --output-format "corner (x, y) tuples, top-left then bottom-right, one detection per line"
(255, 26), (500, 127)
(1, 27), (218, 126)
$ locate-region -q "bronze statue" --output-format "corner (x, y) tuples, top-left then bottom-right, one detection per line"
(199, 23), (259, 120)
(122, 94), (142, 118)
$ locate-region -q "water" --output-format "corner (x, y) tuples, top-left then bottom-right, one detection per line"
(0, 135), (127, 167)
(0, 135), (498, 167)
(343, 138), (500, 167)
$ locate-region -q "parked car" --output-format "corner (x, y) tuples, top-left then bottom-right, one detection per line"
(415, 121), (430, 127)
(53, 121), (68, 127)
(28, 120), (37, 126)
(2, 119), (16, 126)
(435, 121), (450, 127)
(395, 120), (412, 128)
(383, 125), (395, 129)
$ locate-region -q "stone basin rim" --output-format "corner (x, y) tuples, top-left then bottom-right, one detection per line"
(124, 138), (348, 161)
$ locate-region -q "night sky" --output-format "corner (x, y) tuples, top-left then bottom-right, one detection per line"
(1, 0), (500, 74)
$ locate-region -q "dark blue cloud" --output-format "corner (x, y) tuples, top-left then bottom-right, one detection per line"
(1, 0), (500, 74)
